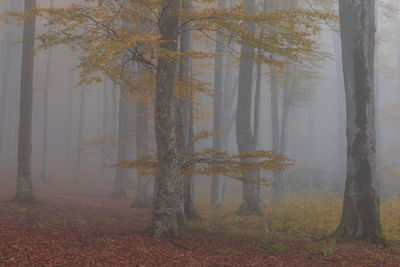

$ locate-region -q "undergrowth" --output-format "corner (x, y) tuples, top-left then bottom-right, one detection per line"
(191, 191), (400, 242)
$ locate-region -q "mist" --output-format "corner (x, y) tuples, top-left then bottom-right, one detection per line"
(0, 0), (399, 265)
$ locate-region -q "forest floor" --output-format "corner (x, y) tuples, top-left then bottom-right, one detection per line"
(1, 169), (400, 266)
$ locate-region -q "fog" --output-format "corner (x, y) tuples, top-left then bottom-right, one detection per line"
(1, 0), (400, 204)
(0, 0), (399, 264)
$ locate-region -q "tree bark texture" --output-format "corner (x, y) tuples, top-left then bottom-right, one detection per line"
(211, 0), (227, 208)
(14, 0), (36, 202)
(112, 54), (136, 198)
(151, 0), (181, 238)
(235, 0), (261, 215)
(0, 1), (16, 172)
(332, 0), (385, 244)
(75, 83), (85, 181)
(178, 0), (199, 220)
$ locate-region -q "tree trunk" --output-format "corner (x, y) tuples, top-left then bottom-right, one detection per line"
(151, 0), (181, 238)
(41, 49), (53, 181)
(111, 77), (135, 198)
(14, 0), (36, 203)
(374, 4), (382, 196)
(65, 68), (74, 170)
(271, 64), (282, 202)
(131, 96), (152, 208)
(270, 0), (296, 203)
(41, 0), (54, 181)
(236, 0), (261, 215)
(178, 0), (199, 220)
(211, 0), (227, 208)
(274, 64), (293, 200)
(101, 76), (111, 179)
(331, 0), (386, 244)
(0, 0), (18, 172)
(75, 83), (85, 181)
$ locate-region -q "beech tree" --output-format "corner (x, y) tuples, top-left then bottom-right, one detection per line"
(0, 0), (19, 173)
(14, 0), (36, 202)
(235, 0), (261, 214)
(41, 0), (54, 181)
(211, 0), (226, 208)
(331, 0), (386, 244)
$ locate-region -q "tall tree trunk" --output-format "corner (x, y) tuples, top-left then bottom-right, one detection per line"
(178, 0), (199, 220)
(131, 100), (152, 207)
(236, 0), (261, 215)
(151, 0), (181, 238)
(102, 76), (114, 180)
(275, 64), (293, 198)
(271, 64), (282, 202)
(131, 63), (152, 207)
(270, 0), (297, 203)
(331, 0), (386, 244)
(111, 71), (135, 198)
(41, 0), (54, 181)
(374, 4), (382, 196)
(41, 50), (53, 181)
(0, 0), (18, 172)
(211, 0), (227, 208)
(65, 68), (74, 169)
(75, 84), (85, 181)
(14, 0), (36, 202)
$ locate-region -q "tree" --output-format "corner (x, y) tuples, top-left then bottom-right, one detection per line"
(211, 0), (227, 208)
(235, 0), (262, 215)
(178, 0), (199, 220)
(331, 0), (386, 244)
(0, 0), (20, 173)
(131, 78), (152, 208)
(41, 0), (54, 181)
(14, 0), (36, 202)
(65, 68), (74, 170)
(75, 81), (86, 181)
(150, 0), (181, 238)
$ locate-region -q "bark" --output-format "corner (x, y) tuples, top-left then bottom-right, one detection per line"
(0, 0), (18, 172)
(131, 83), (152, 208)
(178, 0), (199, 221)
(65, 68), (74, 169)
(211, 0), (227, 208)
(253, 52), (262, 146)
(221, 53), (237, 151)
(40, 0), (54, 181)
(214, 51), (238, 200)
(270, 0), (297, 203)
(41, 50), (53, 181)
(14, 0), (36, 203)
(151, 0), (181, 238)
(101, 76), (111, 179)
(75, 84), (85, 181)
(274, 64), (293, 199)
(235, 0), (261, 215)
(270, 65), (282, 202)
(374, 4), (382, 195)
(111, 75), (136, 199)
(183, 104), (198, 220)
(331, 0), (386, 244)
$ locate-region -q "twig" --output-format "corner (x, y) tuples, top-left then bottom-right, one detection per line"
(169, 239), (196, 251)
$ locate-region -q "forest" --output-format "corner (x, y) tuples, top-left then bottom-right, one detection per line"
(1, 0), (400, 265)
